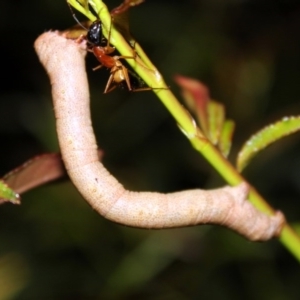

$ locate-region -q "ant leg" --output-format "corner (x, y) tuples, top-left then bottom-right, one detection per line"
(118, 52), (157, 74)
(93, 64), (104, 71)
(105, 84), (118, 94)
(131, 86), (170, 92)
(117, 55), (136, 60)
(121, 65), (132, 91)
(104, 73), (116, 93)
(127, 41), (158, 72)
(131, 87), (153, 92)
(126, 68), (170, 93)
(103, 46), (115, 55)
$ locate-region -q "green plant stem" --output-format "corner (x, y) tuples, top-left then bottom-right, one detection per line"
(67, 0), (300, 262)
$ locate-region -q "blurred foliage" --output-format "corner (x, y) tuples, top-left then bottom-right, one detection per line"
(1, 0), (300, 299)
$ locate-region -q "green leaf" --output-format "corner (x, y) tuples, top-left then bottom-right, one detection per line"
(207, 101), (225, 145)
(0, 180), (20, 204)
(237, 116), (300, 172)
(218, 120), (235, 158)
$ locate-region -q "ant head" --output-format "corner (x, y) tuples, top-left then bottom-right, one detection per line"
(87, 20), (103, 46)
(67, 2), (104, 46)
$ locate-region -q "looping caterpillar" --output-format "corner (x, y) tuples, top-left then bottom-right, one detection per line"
(34, 31), (285, 241)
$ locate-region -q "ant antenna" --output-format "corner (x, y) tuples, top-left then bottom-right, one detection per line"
(67, 2), (89, 31)
(73, 13), (89, 31)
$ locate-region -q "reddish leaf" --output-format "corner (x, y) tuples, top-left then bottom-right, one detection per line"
(2, 153), (66, 195)
(174, 75), (210, 137)
(1, 150), (103, 204)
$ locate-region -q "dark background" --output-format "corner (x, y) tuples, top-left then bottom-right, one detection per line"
(1, 0), (300, 299)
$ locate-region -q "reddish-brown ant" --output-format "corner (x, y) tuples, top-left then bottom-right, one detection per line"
(67, 3), (165, 93)
(86, 20), (139, 93)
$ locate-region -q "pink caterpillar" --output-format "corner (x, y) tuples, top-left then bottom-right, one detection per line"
(34, 31), (284, 241)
